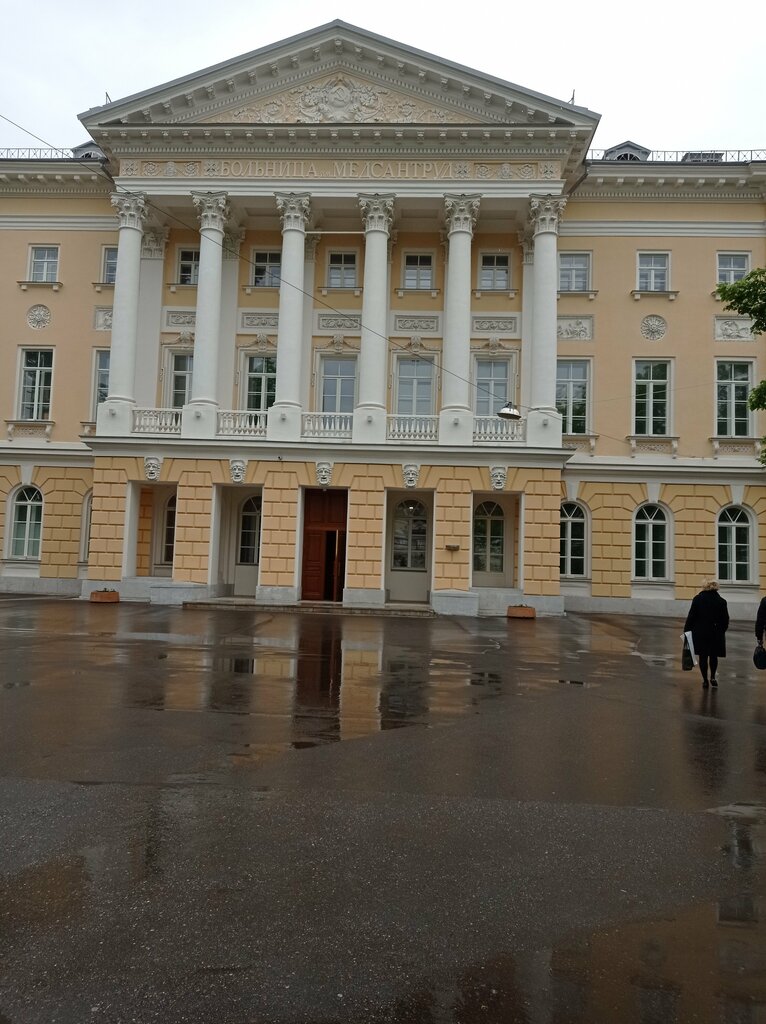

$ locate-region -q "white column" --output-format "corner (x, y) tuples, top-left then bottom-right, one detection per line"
(97, 193), (147, 436)
(134, 228), (168, 408)
(439, 194), (480, 445)
(217, 228), (244, 409)
(182, 191), (229, 438)
(518, 232), (534, 426)
(353, 194), (394, 443)
(267, 193), (311, 442)
(527, 195), (567, 447)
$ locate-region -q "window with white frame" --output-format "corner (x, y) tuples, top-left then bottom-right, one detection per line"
(473, 501), (504, 574)
(717, 253), (749, 285)
(558, 253), (591, 292)
(252, 251), (281, 287)
(716, 361), (752, 437)
(93, 350), (110, 416)
(169, 353), (193, 408)
(238, 496), (262, 565)
(560, 503), (586, 577)
(19, 349), (53, 420)
(327, 252), (357, 289)
(101, 246), (118, 284)
(29, 246), (59, 283)
(396, 357), (434, 416)
(637, 253), (669, 291)
(392, 499), (427, 570)
(11, 486), (43, 559)
(474, 358), (510, 416)
(634, 361), (669, 436)
(403, 253), (434, 290)
(479, 253), (510, 291)
(718, 506), (752, 582)
(634, 504), (668, 580)
(245, 354), (276, 411)
(556, 360), (589, 434)
(178, 249), (200, 285)
(321, 357), (356, 413)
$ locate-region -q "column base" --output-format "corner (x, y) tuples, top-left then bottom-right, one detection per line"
(525, 408), (563, 447)
(439, 408), (474, 445)
(181, 402), (218, 438)
(266, 403), (302, 442)
(352, 406), (387, 444)
(96, 399), (135, 437)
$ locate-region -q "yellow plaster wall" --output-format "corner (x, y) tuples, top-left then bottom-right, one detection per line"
(136, 487), (153, 576)
(88, 457), (144, 581)
(661, 483), (732, 596)
(335, 465), (398, 590)
(577, 482), (648, 597)
(258, 465), (303, 587)
(171, 460), (230, 583)
(0, 465), (22, 553)
(33, 466), (92, 578)
(507, 468), (563, 596)
(422, 465), (484, 592)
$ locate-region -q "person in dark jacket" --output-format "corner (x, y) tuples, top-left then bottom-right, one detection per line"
(684, 579), (729, 688)
(756, 596), (766, 646)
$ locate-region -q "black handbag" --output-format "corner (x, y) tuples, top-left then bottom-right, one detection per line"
(754, 644), (766, 670)
(682, 636), (694, 671)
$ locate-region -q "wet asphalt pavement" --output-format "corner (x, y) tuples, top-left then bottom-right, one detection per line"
(2, 599), (766, 1023)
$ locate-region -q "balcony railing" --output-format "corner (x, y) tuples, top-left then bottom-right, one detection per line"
(587, 149), (766, 163)
(217, 409), (267, 437)
(302, 412), (353, 439)
(387, 415), (439, 442)
(472, 416), (526, 443)
(132, 408), (182, 434)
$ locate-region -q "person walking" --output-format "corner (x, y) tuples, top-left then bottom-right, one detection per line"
(684, 579), (729, 689)
(756, 595), (766, 648)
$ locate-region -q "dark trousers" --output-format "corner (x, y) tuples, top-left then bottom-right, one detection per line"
(699, 653), (718, 682)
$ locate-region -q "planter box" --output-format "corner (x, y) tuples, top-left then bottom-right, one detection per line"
(507, 605), (535, 619)
(90, 590), (119, 603)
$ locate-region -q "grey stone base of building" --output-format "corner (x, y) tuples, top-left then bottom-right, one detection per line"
(255, 584), (299, 605)
(343, 588), (386, 609)
(432, 590), (481, 616)
(563, 594), (761, 619)
(80, 579), (231, 605)
(0, 576), (82, 598)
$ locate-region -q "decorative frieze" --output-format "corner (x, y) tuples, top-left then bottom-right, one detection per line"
(165, 309), (196, 329)
(557, 317), (592, 340)
(715, 316), (756, 340)
(317, 313), (361, 332)
(241, 312), (279, 331)
(393, 315), (439, 333)
(94, 307), (113, 331)
(471, 315), (519, 337)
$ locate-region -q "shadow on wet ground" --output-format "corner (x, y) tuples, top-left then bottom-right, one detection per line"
(2, 599), (766, 1022)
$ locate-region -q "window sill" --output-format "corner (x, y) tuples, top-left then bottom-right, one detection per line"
(396, 288), (440, 298)
(627, 435), (679, 457)
(473, 288), (518, 299)
(5, 419), (54, 442)
(631, 290), (679, 301)
(167, 283), (197, 293)
(92, 281), (115, 293)
(709, 437), (761, 458)
(562, 433), (598, 454)
(243, 284), (279, 295)
(320, 286), (362, 297)
(18, 281), (62, 292)
(80, 421), (97, 437)
(558, 289), (598, 300)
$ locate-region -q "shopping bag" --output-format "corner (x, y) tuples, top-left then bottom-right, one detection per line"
(753, 644), (766, 670)
(682, 636), (694, 671)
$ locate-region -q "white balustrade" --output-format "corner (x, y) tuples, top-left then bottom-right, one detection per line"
(302, 412), (353, 439)
(217, 410), (268, 437)
(132, 408), (182, 434)
(472, 416), (526, 443)
(386, 415), (439, 442)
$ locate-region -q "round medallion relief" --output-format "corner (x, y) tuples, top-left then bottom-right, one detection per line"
(27, 304), (51, 330)
(640, 315), (667, 341)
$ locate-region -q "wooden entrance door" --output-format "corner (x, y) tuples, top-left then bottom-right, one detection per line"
(301, 489), (348, 601)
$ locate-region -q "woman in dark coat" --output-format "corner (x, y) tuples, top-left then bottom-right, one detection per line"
(684, 579), (729, 688)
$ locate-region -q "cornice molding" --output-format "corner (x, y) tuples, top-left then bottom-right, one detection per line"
(560, 220), (766, 237)
(0, 216), (118, 230)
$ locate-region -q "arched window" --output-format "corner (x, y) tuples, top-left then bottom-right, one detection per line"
(392, 500), (427, 570)
(11, 486), (43, 559)
(473, 501), (504, 573)
(634, 504), (668, 580)
(161, 495), (176, 566)
(560, 502), (586, 577)
(238, 496), (262, 565)
(718, 506), (752, 582)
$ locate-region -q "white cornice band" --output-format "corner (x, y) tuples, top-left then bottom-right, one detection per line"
(560, 220), (766, 237)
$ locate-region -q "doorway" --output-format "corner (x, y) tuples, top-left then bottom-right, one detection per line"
(301, 489), (348, 602)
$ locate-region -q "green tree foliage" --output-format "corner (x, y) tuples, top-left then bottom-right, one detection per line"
(717, 269), (766, 461)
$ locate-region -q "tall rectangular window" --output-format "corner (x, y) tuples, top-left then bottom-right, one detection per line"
(30, 246), (59, 282)
(178, 249), (200, 285)
(170, 354), (193, 408)
(396, 358), (433, 415)
(321, 358), (356, 413)
(479, 254), (510, 291)
(19, 350), (53, 419)
(716, 362), (751, 437)
(634, 361), (669, 435)
(327, 253), (356, 289)
(252, 251), (281, 287)
(556, 360), (589, 434)
(102, 246), (118, 284)
(93, 350), (110, 415)
(717, 253), (749, 285)
(246, 355), (277, 411)
(404, 253), (434, 290)
(475, 359), (509, 415)
(638, 253), (669, 291)
(558, 253), (590, 292)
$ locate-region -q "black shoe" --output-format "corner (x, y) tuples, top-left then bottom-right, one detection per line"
(711, 678), (718, 687)
(702, 680), (709, 689)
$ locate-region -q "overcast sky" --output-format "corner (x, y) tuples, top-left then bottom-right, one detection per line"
(1, 0), (764, 154)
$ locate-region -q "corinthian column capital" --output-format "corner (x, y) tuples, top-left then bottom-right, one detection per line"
(529, 195), (567, 235)
(111, 193), (147, 230)
(275, 192), (311, 232)
(192, 191), (230, 232)
(359, 193), (395, 233)
(444, 194), (481, 235)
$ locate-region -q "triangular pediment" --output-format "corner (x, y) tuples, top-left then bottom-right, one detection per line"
(80, 20), (599, 135)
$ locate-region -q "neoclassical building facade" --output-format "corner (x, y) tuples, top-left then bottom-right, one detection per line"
(0, 21), (764, 615)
